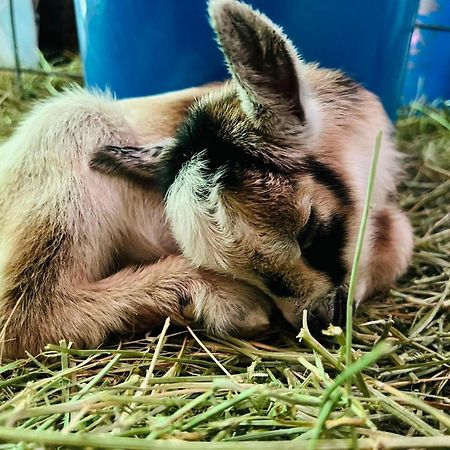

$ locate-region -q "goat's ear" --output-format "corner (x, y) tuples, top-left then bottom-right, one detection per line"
(209, 0), (305, 124)
(90, 143), (169, 186)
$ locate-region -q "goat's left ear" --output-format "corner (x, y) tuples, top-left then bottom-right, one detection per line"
(209, 0), (305, 124)
(90, 142), (169, 186)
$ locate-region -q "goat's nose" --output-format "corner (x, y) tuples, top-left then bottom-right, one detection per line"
(331, 285), (350, 328)
(305, 286), (351, 340)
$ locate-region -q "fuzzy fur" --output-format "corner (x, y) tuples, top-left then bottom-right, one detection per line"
(93, 0), (413, 328)
(0, 0), (413, 358)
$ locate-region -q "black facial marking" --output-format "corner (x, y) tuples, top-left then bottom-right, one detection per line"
(159, 102), (296, 193)
(261, 272), (296, 298)
(303, 156), (352, 206)
(301, 213), (347, 286)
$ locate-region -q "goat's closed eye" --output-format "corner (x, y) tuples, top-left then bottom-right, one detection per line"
(297, 208), (318, 249)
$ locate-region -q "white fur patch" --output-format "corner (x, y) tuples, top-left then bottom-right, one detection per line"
(165, 152), (235, 271)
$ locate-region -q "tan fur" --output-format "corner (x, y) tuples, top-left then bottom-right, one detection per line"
(0, 0), (413, 358)
(162, 79), (412, 328)
(120, 84), (222, 142)
(159, 0), (413, 327)
(0, 85), (270, 359)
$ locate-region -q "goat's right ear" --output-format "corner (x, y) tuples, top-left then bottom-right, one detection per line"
(209, 0), (305, 125)
(90, 142), (168, 186)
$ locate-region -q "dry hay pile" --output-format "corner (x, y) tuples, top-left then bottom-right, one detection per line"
(0, 66), (448, 449)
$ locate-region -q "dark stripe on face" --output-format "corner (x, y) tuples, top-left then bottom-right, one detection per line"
(158, 96), (301, 193)
(260, 272), (296, 298)
(303, 156), (352, 206)
(297, 207), (318, 249)
(300, 212), (347, 286)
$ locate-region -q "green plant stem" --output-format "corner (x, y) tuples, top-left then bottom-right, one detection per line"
(309, 342), (392, 450)
(0, 427), (448, 449)
(345, 132), (383, 387)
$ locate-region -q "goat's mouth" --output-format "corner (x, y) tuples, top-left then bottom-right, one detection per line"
(308, 285), (350, 331)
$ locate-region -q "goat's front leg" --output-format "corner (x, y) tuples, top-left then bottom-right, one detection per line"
(2, 255), (272, 359)
(89, 145), (274, 337)
(186, 268), (273, 337)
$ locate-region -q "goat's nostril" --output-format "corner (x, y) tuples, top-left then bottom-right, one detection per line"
(332, 285), (350, 328)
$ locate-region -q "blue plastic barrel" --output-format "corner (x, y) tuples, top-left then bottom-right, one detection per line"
(74, 0), (419, 118)
(403, 0), (450, 103)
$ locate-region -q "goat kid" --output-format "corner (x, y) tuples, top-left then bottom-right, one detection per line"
(0, 0), (412, 359)
(92, 0), (413, 331)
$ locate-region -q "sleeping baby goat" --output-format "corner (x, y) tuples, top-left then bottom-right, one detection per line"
(0, 0), (412, 359)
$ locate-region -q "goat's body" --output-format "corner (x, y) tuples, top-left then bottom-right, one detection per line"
(0, 1), (413, 359)
(0, 86), (273, 358)
(0, 88), (172, 357)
